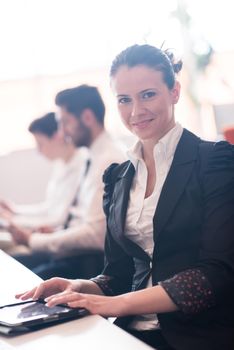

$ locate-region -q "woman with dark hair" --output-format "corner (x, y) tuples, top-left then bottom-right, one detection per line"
(0, 112), (87, 230)
(17, 45), (234, 350)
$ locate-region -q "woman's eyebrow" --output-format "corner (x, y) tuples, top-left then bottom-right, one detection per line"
(140, 88), (156, 93)
(116, 94), (129, 98)
(117, 88), (156, 97)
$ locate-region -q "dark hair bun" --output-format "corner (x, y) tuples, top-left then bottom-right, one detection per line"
(164, 50), (183, 74)
(173, 61), (183, 73)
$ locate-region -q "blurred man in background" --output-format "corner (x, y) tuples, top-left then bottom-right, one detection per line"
(8, 85), (125, 280)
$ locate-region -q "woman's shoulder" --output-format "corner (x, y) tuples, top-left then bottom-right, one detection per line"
(102, 160), (132, 184)
(199, 140), (234, 169)
(102, 161), (133, 216)
(199, 141), (234, 195)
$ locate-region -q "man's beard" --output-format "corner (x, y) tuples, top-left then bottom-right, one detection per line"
(74, 123), (92, 147)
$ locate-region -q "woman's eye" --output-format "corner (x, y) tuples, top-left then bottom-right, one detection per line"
(141, 91), (156, 99)
(118, 97), (131, 104)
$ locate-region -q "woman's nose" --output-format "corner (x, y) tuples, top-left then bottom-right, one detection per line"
(130, 100), (145, 118)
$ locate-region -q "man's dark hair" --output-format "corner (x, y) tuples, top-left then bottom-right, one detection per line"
(55, 84), (105, 125)
(28, 112), (58, 138)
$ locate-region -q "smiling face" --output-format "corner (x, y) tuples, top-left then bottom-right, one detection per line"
(111, 65), (180, 145)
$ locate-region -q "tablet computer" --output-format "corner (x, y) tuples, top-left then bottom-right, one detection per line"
(0, 299), (87, 331)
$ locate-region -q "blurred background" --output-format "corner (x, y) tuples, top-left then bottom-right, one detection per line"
(0, 0), (234, 202)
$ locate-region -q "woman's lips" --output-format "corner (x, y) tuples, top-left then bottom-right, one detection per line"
(132, 118), (154, 129)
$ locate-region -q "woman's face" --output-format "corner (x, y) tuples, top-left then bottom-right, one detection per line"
(33, 132), (62, 160)
(111, 65), (180, 144)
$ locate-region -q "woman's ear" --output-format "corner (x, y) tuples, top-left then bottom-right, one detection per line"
(171, 81), (181, 104)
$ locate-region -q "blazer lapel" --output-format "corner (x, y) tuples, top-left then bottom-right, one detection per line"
(110, 161), (135, 242)
(111, 161), (151, 261)
(153, 129), (200, 240)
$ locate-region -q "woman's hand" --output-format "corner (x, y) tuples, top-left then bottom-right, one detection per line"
(37, 226), (55, 233)
(45, 285), (178, 317)
(45, 291), (126, 317)
(15, 277), (78, 301)
(8, 224), (32, 245)
(0, 200), (14, 215)
(16, 277), (103, 302)
(17, 280), (178, 317)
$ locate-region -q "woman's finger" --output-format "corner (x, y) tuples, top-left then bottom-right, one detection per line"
(15, 286), (37, 300)
(45, 292), (83, 307)
(32, 283), (47, 300)
(44, 290), (70, 304)
(44, 289), (73, 302)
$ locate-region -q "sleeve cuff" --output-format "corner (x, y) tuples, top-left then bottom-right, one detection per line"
(159, 269), (215, 314)
(90, 274), (115, 296)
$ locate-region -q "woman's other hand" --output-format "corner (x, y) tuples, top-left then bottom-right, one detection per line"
(15, 277), (103, 302)
(45, 291), (125, 317)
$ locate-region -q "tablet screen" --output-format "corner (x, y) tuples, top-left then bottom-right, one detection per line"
(0, 301), (72, 326)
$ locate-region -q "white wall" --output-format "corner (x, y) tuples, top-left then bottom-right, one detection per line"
(0, 149), (52, 204)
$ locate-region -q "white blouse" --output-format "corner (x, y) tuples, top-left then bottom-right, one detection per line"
(125, 123), (183, 330)
(12, 148), (88, 229)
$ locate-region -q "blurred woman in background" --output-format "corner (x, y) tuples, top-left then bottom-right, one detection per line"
(0, 112), (87, 230)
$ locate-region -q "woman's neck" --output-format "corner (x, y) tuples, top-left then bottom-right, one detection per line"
(141, 121), (176, 163)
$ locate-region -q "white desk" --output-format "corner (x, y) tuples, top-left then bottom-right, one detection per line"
(0, 249), (42, 307)
(0, 250), (153, 350)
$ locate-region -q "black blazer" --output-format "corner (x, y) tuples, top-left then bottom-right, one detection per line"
(94, 129), (234, 350)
